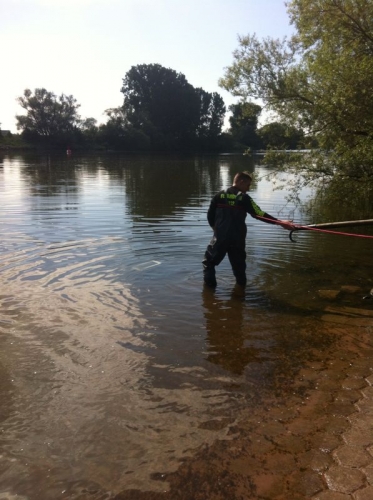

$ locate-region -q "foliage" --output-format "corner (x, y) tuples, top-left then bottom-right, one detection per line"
(14, 75), (227, 151)
(219, 0), (373, 200)
(121, 64), (198, 147)
(16, 88), (82, 145)
(228, 102), (262, 148)
(79, 117), (99, 147)
(121, 64), (226, 150)
(196, 89), (226, 147)
(0, 133), (32, 150)
(9, 65), (225, 151)
(98, 107), (150, 150)
(257, 122), (304, 149)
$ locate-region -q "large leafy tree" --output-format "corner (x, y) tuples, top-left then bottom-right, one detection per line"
(16, 88), (81, 142)
(121, 64), (199, 148)
(121, 64), (226, 150)
(196, 89), (226, 143)
(258, 122), (305, 149)
(98, 107), (150, 150)
(219, 0), (373, 204)
(228, 102), (262, 148)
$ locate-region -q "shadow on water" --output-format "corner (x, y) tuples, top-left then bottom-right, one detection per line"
(201, 283), (336, 385)
(203, 285), (259, 376)
(112, 285), (373, 500)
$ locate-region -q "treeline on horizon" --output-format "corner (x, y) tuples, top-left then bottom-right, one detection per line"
(1, 63), (310, 153)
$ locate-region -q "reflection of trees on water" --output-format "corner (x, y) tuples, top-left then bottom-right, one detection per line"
(4, 153), (83, 198)
(123, 156), (213, 219)
(116, 154), (257, 219)
(2, 152), (259, 220)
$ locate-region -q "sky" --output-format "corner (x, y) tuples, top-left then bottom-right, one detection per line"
(1, 0), (294, 133)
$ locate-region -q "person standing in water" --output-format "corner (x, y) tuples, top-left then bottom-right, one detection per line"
(203, 171), (294, 287)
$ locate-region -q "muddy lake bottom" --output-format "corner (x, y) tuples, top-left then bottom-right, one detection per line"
(113, 288), (373, 500)
(2, 286), (372, 500)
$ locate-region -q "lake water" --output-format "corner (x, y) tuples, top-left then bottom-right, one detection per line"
(1, 152), (373, 499)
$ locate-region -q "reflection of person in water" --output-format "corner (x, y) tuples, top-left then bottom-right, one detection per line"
(202, 287), (259, 375)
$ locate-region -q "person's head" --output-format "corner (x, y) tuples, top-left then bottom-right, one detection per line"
(233, 172), (252, 193)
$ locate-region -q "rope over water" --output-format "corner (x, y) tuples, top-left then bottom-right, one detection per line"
(256, 217), (373, 242)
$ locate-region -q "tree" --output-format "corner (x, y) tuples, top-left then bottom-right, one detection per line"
(80, 117), (99, 147)
(81, 117), (98, 132)
(98, 107), (150, 150)
(121, 64), (198, 149)
(121, 64), (226, 150)
(219, 0), (373, 201)
(258, 122), (304, 149)
(228, 102), (262, 148)
(196, 89), (226, 147)
(16, 88), (81, 144)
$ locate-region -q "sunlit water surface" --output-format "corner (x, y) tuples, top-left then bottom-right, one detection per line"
(0, 153), (373, 499)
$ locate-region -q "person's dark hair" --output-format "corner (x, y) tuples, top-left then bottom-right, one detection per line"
(234, 171), (253, 183)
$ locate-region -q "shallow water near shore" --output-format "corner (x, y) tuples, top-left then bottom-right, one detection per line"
(0, 152), (373, 499)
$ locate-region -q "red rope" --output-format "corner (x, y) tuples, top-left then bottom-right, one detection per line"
(294, 226), (373, 239)
(256, 216), (373, 239)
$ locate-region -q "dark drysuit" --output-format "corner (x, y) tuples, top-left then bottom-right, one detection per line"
(202, 186), (278, 286)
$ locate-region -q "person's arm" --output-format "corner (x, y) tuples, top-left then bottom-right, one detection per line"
(246, 196), (295, 229)
(207, 195), (218, 229)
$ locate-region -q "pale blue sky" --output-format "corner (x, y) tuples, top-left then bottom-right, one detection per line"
(1, 0), (293, 132)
